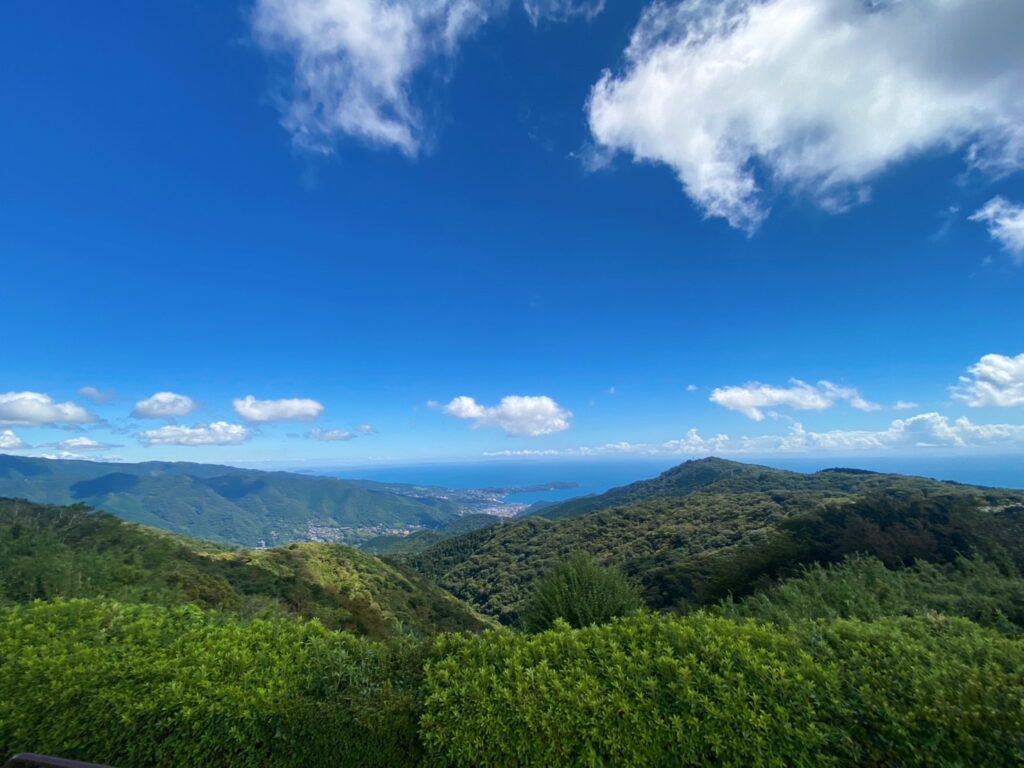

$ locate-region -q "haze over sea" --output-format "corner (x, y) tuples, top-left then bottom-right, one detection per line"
(319, 455), (1024, 504)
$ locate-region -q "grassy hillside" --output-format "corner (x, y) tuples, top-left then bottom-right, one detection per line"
(407, 459), (1024, 622)
(0, 498), (488, 638)
(0, 454), (462, 546)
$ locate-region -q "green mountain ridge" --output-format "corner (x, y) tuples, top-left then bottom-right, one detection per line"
(0, 454), (464, 547)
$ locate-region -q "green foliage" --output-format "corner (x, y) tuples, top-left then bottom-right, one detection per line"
(0, 498), (489, 637)
(520, 552), (643, 632)
(714, 555), (1024, 635)
(532, 457), (1023, 521)
(409, 483), (1024, 622)
(361, 514), (502, 555)
(423, 612), (1024, 767)
(0, 454), (463, 546)
(0, 599), (427, 768)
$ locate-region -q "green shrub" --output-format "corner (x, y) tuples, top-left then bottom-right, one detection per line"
(0, 599), (426, 768)
(422, 612), (1024, 767)
(715, 555), (1024, 635)
(519, 552), (644, 632)
(423, 614), (838, 767)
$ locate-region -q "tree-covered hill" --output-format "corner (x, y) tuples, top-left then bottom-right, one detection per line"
(406, 459), (1024, 623)
(0, 498), (488, 638)
(0, 454), (463, 546)
(530, 456), (1018, 520)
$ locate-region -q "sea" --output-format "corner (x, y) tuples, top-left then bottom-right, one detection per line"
(317, 455), (1024, 504)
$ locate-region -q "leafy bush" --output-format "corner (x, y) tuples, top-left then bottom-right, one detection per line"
(423, 612), (1024, 767)
(520, 552), (644, 632)
(0, 599), (426, 768)
(715, 555), (1024, 635)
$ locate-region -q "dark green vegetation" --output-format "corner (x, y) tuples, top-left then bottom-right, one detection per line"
(406, 458), (1024, 622)
(0, 498), (487, 637)
(361, 513), (502, 555)
(3, 458), (1024, 766)
(0, 454), (465, 546)
(520, 552), (643, 632)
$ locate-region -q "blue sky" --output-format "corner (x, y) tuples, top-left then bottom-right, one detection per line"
(2, 0), (1024, 466)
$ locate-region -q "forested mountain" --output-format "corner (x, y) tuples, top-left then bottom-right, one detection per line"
(406, 458), (1024, 622)
(0, 454), (463, 546)
(531, 456), (1014, 519)
(361, 513), (503, 555)
(0, 498), (488, 637)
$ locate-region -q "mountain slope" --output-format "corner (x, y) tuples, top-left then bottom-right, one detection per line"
(0, 454), (463, 546)
(530, 457), (1004, 520)
(408, 459), (1024, 622)
(0, 497), (489, 637)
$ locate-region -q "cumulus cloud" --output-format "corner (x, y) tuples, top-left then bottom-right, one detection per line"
(137, 422), (251, 446)
(588, 0), (1024, 230)
(434, 394), (572, 436)
(78, 386), (116, 404)
(234, 395), (325, 422)
(308, 427), (356, 441)
(970, 197), (1024, 263)
(132, 392), (198, 419)
(523, 0), (604, 25)
(0, 430), (27, 450)
(253, 0), (502, 156)
(0, 392), (95, 426)
(952, 353), (1024, 407)
(710, 379), (880, 421)
(485, 413), (1024, 457)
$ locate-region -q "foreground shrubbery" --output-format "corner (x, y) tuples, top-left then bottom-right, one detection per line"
(3, 598), (1023, 767)
(0, 600), (425, 768)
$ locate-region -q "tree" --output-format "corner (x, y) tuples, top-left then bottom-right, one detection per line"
(520, 552), (643, 632)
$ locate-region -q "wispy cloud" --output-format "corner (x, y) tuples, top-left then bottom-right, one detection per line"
(710, 379), (879, 421)
(970, 198), (1024, 263)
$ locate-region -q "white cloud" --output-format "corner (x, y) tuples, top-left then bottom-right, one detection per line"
(132, 392), (198, 419)
(233, 395), (325, 422)
(435, 394), (572, 436)
(710, 379), (879, 421)
(138, 422), (251, 446)
(970, 197), (1024, 263)
(523, 0), (604, 25)
(308, 427), (356, 441)
(588, 0), (1024, 230)
(484, 412), (1024, 457)
(50, 437), (121, 452)
(894, 401), (919, 411)
(0, 430), (27, 450)
(686, 384), (699, 392)
(952, 353), (1024, 407)
(356, 423), (376, 433)
(0, 392), (95, 426)
(253, 0), (500, 156)
(78, 386), (115, 404)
